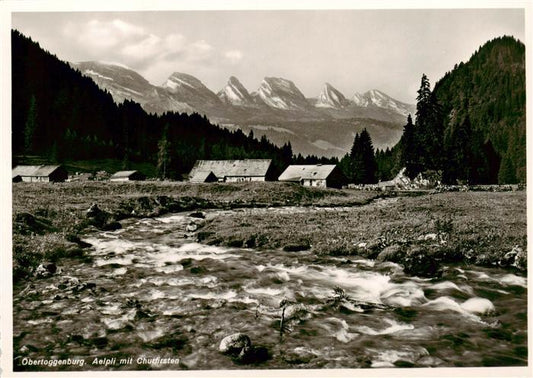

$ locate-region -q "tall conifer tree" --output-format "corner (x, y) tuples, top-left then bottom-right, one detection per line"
(350, 129), (377, 184)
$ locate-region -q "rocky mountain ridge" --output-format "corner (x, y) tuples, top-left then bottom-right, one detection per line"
(75, 61), (414, 124)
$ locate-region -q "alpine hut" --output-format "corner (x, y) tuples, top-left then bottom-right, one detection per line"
(110, 170), (146, 182)
(278, 164), (346, 189)
(12, 165), (68, 183)
(188, 159), (275, 182)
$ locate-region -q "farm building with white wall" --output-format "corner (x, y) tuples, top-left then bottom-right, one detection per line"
(188, 159), (275, 182)
(278, 164), (346, 189)
(12, 165), (68, 183)
(110, 170), (146, 182)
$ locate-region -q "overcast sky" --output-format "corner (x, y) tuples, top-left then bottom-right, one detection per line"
(12, 8), (525, 103)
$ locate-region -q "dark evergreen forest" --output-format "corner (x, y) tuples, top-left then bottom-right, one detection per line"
(11, 30), (294, 179)
(374, 36), (526, 185)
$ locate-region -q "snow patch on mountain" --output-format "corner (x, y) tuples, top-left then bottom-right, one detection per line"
(84, 70), (114, 81)
(98, 61), (133, 70)
(163, 73), (199, 91)
(352, 92), (370, 107)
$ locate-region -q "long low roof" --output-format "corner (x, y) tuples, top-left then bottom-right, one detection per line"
(12, 165), (63, 178)
(278, 164), (337, 181)
(189, 170), (217, 183)
(189, 159), (272, 178)
(110, 170), (141, 178)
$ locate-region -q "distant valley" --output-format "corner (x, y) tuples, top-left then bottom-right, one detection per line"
(72, 61), (414, 156)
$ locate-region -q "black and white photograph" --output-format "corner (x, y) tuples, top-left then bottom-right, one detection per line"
(1, 1), (529, 376)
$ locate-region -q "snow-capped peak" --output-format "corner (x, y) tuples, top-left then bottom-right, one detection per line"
(217, 76), (255, 107)
(352, 89), (414, 117)
(257, 77), (309, 110)
(162, 72), (204, 91)
(316, 82), (350, 109)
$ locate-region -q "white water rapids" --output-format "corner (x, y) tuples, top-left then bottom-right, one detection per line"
(13, 209), (527, 370)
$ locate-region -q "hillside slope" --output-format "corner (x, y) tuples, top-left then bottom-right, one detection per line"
(433, 36), (525, 183)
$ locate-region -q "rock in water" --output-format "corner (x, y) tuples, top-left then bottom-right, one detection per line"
(35, 262), (57, 278)
(219, 333), (270, 364)
(500, 245), (527, 270)
(219, 333), (251, 355)
(186, 223), (198, 232)
(376, 244), (403, 262)
(189, 211), (206, 219)
(402, 246), (442, 278)
(86, 203), (102, 217)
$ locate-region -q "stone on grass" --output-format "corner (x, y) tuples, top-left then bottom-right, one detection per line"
(376, 244), (403, 262)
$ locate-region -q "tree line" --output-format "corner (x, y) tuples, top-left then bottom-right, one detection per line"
(12, 30), (524, 185)
(12, 30), (294, 179)
(341, 36), (525, 185)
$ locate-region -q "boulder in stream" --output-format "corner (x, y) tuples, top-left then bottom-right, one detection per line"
(189, 211), (206, 219)
(219, 333), (270, 364)
(500, 245), (527, 270)
(376, 244), (403, 263)
(35, 262), (57, 278)
(85, 203), (120, 230)
(402, 246), (442, 278)
(219, 333), (251, 355)
(186, 223), (199, 232)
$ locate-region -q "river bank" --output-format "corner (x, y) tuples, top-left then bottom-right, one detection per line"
(13, 181), (526, 283)
(12, 181), (381, 282)
(197, 191), (527, 277)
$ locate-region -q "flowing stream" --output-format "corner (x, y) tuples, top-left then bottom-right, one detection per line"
(13, 209), (527, 370)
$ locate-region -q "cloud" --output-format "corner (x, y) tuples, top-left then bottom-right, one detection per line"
(63, 18), (215, 71)
(64, 19), (145, 51)
(224, 50), (243, 64)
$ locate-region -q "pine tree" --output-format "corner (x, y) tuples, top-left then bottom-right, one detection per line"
(498, 152), (517, 184)
(24, 95), (38, 159)
(281, 141), (293, 166)
(338, 153), (352, 183)
(350, 129), (377, 184)
(443, 114), (474, 184)
(157, 124), (171, 179)
(400, 114), (417, 177)
(412, 74), (443, 177)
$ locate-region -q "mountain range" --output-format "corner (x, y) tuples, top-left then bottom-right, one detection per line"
(72, 61), (414, 156)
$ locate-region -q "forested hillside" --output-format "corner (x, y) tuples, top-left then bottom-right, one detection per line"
(11, 30), (293, 178)
(376, 36), (525, 184)
(434, 36), (525, 184)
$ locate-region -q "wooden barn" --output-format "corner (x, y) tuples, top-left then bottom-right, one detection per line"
(188, 159), (275, 183)
(12, 165), (68, 183)
(278, 164), (346, 189)
(110, 170), (146, 182)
